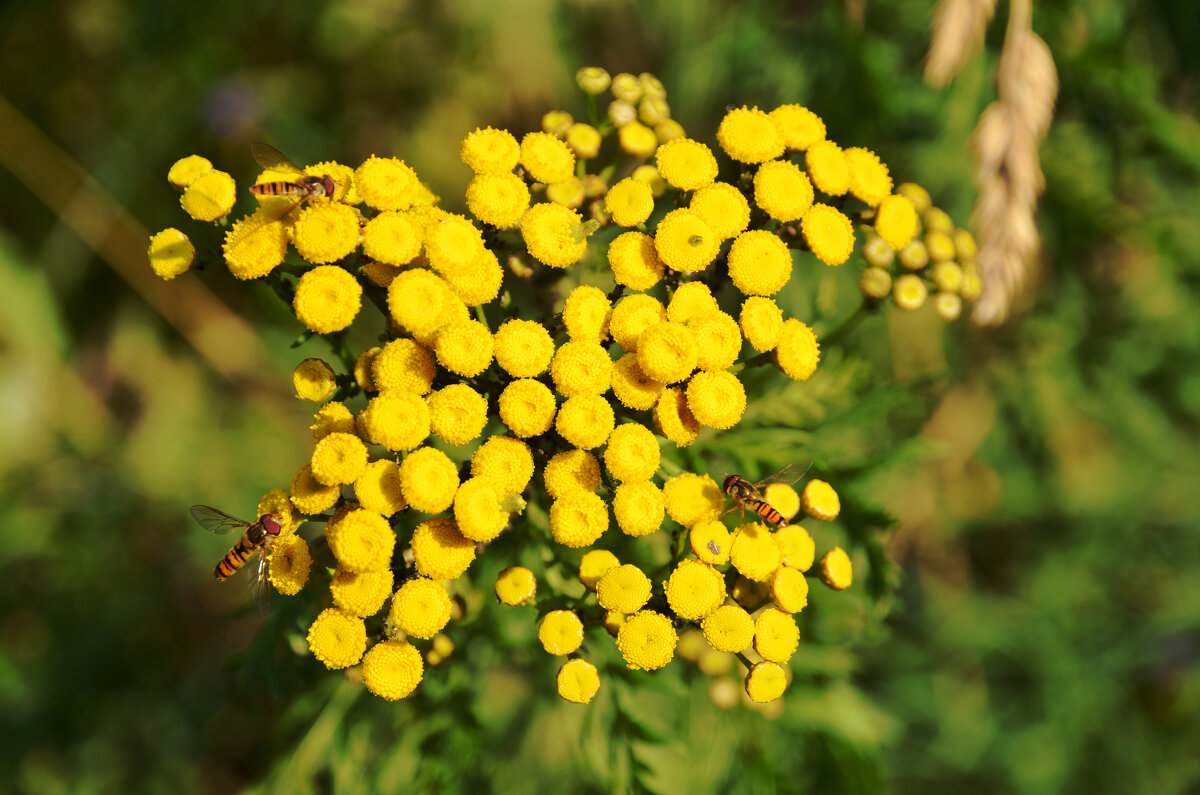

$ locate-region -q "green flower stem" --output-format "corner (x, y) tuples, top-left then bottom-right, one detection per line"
(729, 351), (774, 373)
(736, 651), (756, 671)
(821, 301), (873, 347)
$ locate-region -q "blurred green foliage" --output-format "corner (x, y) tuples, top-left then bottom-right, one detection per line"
(2, 0), (1199, 793)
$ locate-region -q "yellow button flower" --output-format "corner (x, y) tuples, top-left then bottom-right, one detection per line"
(576, 66), (611, 94)
(893, 273), (929, 311)
(353, 460), (407, 518)
(654, 208), (719, 272)
(612, 480), (665, 537)
(371, 337), (435, 395)
(453, 477), (508, 543)
(579, 549), (620, 591)
(616, 611), (677, 671)
(355, 155), (419, 211)
(687, 310), (742, 372)
(702, 604), (755, 653)
(655, 138), (718, 191)
(665, 281), (719, 324)
(874, 193), (920, 250)
(521, 201), (589, 268)
(665, 560), (725, 621)
(566, 122), (601, 159)
(608, 231), (665, 290)
(498, 379), (556, 438)
(605, 178), (655, 227)
(557, 658), (601, 704)
(427, 383), (489, 447)
(753, 160), (814, 223)
(495, 565), (537, 605)
(390, 577), (452, 639)
(292, 201), (361, 264)
(562, 285), (611, 343)
(555, 394), (616, 450)
(717, 106), (784, 164)
(222, 210), (288, 280)
(362, 211), (422, 266)
(550, 341), (613, 397)
(845, 147), (893, 207)
(804, 140), (851, 197)
(354, 346), (380, 392)
(769, 104), (827, 151)
(292, 357), (336, 402)
(442, 247), (504, 307)
(745, 661), (788, 703)
(543, 449), (601, 499)
(611, 353), (665, 411)
(610, 294), (666, 353)
(774, 318), (821, 381)
(330, 567), (393, 618)
(167, 154), (212, 189)
(774, 523), (815, 571)
(386, 268), (458, 341)
(357, 390), (430, 451)
(520, 131), (575, 184)
(362, 639), (423, 701)
(494, 318), (555, 377)
(739, 296), (784, 352)
(425, 214), (485, 274)
(652, 387), (700, 448)
(636, 321), (697, 384)
(180, 169), (236, 221)
(267, 534), (311, 596)
(399, 446), (460, 514)
(307, 607), (367, 670)
(818, 546), (853, 590)
(687, 370), (747, 430)
(896, 182), (932, 213)
(771, 566), (809, 613)
(546, 177), (585, 208)
(936, 291), (963, 321)
(603, 422), (661, 483)
(690, 519), (732, 565)
(148, 228), (194, 280)
(618, 121), (658, 157)
(293, 264), (362, 334)
(802, 478), (840, 520)
(753, 607), (800, 662)
(466, 172), (531, 228)
(801, 203), (855, 266)
(550, 492), (609, 548)
(689, 181), (750, 241)
(539, 610), (585, 655)
(762, 482), (801, 523)
(290, 462), (339, 515)
(470, 435), (535, 494)
(411, 517), (476, 579)
(596, 563), (652, 613)
(326, 508), (395, 573)
(460, 126), (520, 175)
(434, 318), (494, 378)
(727, 231), (794, 297)
(310, 431), (368, 486)
(663, 472), (723, 527)
(730, 522), (781, 582)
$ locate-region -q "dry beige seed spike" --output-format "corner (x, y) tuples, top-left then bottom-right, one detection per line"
(925, 0), (997, 88)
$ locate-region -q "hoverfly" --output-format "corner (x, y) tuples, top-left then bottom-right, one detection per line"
(191, 505), (283, 615)
(248, 142), (337, 211)
(721, 461), (812, 527)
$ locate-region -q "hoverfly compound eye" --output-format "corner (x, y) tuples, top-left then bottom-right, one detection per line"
(262, 515), (283, 535)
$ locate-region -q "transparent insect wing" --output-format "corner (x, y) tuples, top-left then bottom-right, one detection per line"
(251, 142), (304, 176)
(191, 504), (250, 535)
(754, 461), (813, 489)
(248, 549), (272, 616)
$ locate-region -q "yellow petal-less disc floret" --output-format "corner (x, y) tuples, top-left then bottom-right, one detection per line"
(550, 492), (609, 548)
(520, 131), (575, 184)
(802, 478), (840, 520)
(616, 611), (677, 671)
(390, 577), (452, 639)
(371, 337), (435, 395)
(687, 311), (742, 372)
(576, 66), (611, 94)
(818, 546), (853, 590)
(804, 140), (851, 197)
(411, 517), (476, 579)
(654, 209), (719, 272)
(579, 549), (620, 591)
(399, 446), (460, 514)
(557, 658), (600, 704)
(611, 354), (665, 411)
(753, 160), (814, 223)
(636, 321), (698, 384)
(745, 661), (788, 703)
(292, 357), (336, 402)
(148, 228), (195, 280)
(665, 560), (725, 621)
(495, 566), (537, 605)
(180, 169), (236, 221)
(771, 566), (810, 613)
(167, 154), (213, 189)
(425, 214), (485, 274)
(429, 384), (489, 449)
(498, 379), (557, 438)
(326, 508), (395, 573)
(690, 519), (732, 565)
(609, 294), (666, 353)
(357, 390), (431, 451)
(330, 567), (393, 617)
(290, 462), (340, 515)
(663, 473), (723, 527)
(460, 127), (520, 175)
(354, 346), (378, 391)
(354, 460), (407, 517)
(702, 604), (755, 653)
(562, 285), (611, 343)
(653, 387), (700, 448)
(434, 318), (494, 378)
(292, 201), (360, 264)
(893, 273), (929, 311)
(801, 204), (855, 266)
(612, 480), (665, 537)
(597, 564), (652, 613)
(311, 431), (368, 486)
(566, 123), (602, 159)
(355, 155), (419, 211)
(665, 281), (719, 324)
(774, 524), (815, 571)
(555, 394), (615, 450)
(362, 211), (421, 266)
(689, 181), (750, 241)
(453, 477), (508, 543)
(936, 291), (963, 321)
(753, 607), (800, 662)
(774, 318), (821, 381)
(539, 610), (585, 655)
(725, 230), (794, 298)
(550, 341), (613, 397)
(739, 297), (784, 352)
(608, 231), (665, 290)
(466, 172), (531, 228)
(686, 370), (747, 430)
(543, 449), (601, 499)
(494, 318), (554, 378)
(521, 202), (589, 268)
(603, 423), (660, 482)
(762, 482), (801, 523)
(769, 104), (827, 151)
(442, 247), (503, 306)
(293, 265), (362, 334)
(875, 194), (920, 250)
(717, 106), (785, 164)
(307, 607), (367, 670)
(655, 138), (718, 191)
(845, 147), (893, 207)
(617, 121), (658, 157)
(268, 534), (312, 596)
(386, 269), (458, 342)
(605, 178), (655, 227)
(223, 210), (288, 280)
(362, 640), (424, 700)
(730, 522), (781, 582)
(471, 435), (535, 495)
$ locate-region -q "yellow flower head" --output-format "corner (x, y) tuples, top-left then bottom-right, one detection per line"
(611, 353), (665, 411)
(690, 519), (732, 565)
(293, 265), (362, 334)
(425, 214), (486, 274)
(499, 379), (557, 438)
(608, 99), (637, 128)
(579, 549), (620, 591)
(762, 483), (801, 523)
(689, 181), (751, 241)
(609, 294), (665, 353)
(357, 390), (430, 451)
(434, 318), (494, 378)
(554, 393), (616, 450)
(167, 154), (212, 189)
(665, 560), (725, 621)
(429, 384), (489, 449)
(753, 160), (814, 223)
(557, 658), (601, 704)
(180, 169), (236, 221)
(466, 172), (530, 229)
(386, 269), (459, 342)
(543, 449), (601, 499)
(730, 522), (781, 582)
(636, 321), (697, 384)
(617, 121), (658, 157)
(541, 109), (574, 137)
(686, 370), (747, 430)
(307, 607), (367, 670)
(551, 341), (613, 397)
(605, 178), (655, 228)
(520, 131), (575, 184)
(936, 291), (963, 321)
(771, 566), (809, 613)
(494, 318), (555, 378)
(739, 296), (784, 352)
(655, 138), (718, 191)
(311, 431), (368, 486)
(539, 610), (585, 656)
(460, 127), (520, 175)
(875, 194), (920, 250)
(471, 435), (535, 495)
(223, 210), (289, 280)
(355, 155), (419, 211)
(560, 285), (610, 343)
(354, 459), (407, 518)
(753, 607), (800, 662)
(576, 66), (611, 94)
(804, 140), (851, 197)
(495, 566), (537, 605)
(411, 517), (476, 579)
(801, 203), (855, 266)
(596, 563), (652, 613)
(663, 472), (723, 527)
(769, 104), (827, 151)
(292, 358), (335, 402)
(390, 577), (452, 640)
(687, 310), (742, 371)
(566, 123), (602, 159)
(818, 546), (853, 590)
(654, 209), (719, 272)
(652, 387), (700, 447)
(550, 492), (609, 547)
(331, 567), (393, 618)
(362, 640), (423, 701)
(453, 476), (508, 543)
(292, 201), (361, 264)
(603, 422), (661, 483)
(640, 94), (670, 126)
(612, 72), (642, 102)
(521, 202), (589, 268)
(802, 478), (840, 520)
(702, 604), (754, 653)
(371, 337), (435, 395)
(859, 266), (893, 300)
(442, 247), (504, 306)
(362, 211), (421, 266)
(608, 231), (664, 290)
(547, 177), (585, 209)
(326, 508), (395, 573)
(717, 106), (784, 164)
(290, 462), (340, 515)
(931, 260), (964, 293)
(612, 480), (665, 537)
(616, 610), (677, 671)
(655, 119), (685, 142)
(399, 446), (460, 514)
(745, 661), (788, 703)
(893, 273), (929, 311)
(665, 281), (719, 324)
(354, 346), (380, 392)
(774, 523), (815, 571)
(148, 228), (194, 280)
(268, 534), (312, 596)
(845, 147), (893, 207)
(774, 318), (821, 381)
(258, 488), (302, 536)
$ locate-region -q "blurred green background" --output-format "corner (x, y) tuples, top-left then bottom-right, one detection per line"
(3, 1), (1200, 793)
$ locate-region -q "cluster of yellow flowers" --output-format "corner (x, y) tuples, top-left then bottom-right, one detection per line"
(149, 66), (958, 707)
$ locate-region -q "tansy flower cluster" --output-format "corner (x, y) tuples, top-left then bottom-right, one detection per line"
(151, 66), (965, 708)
